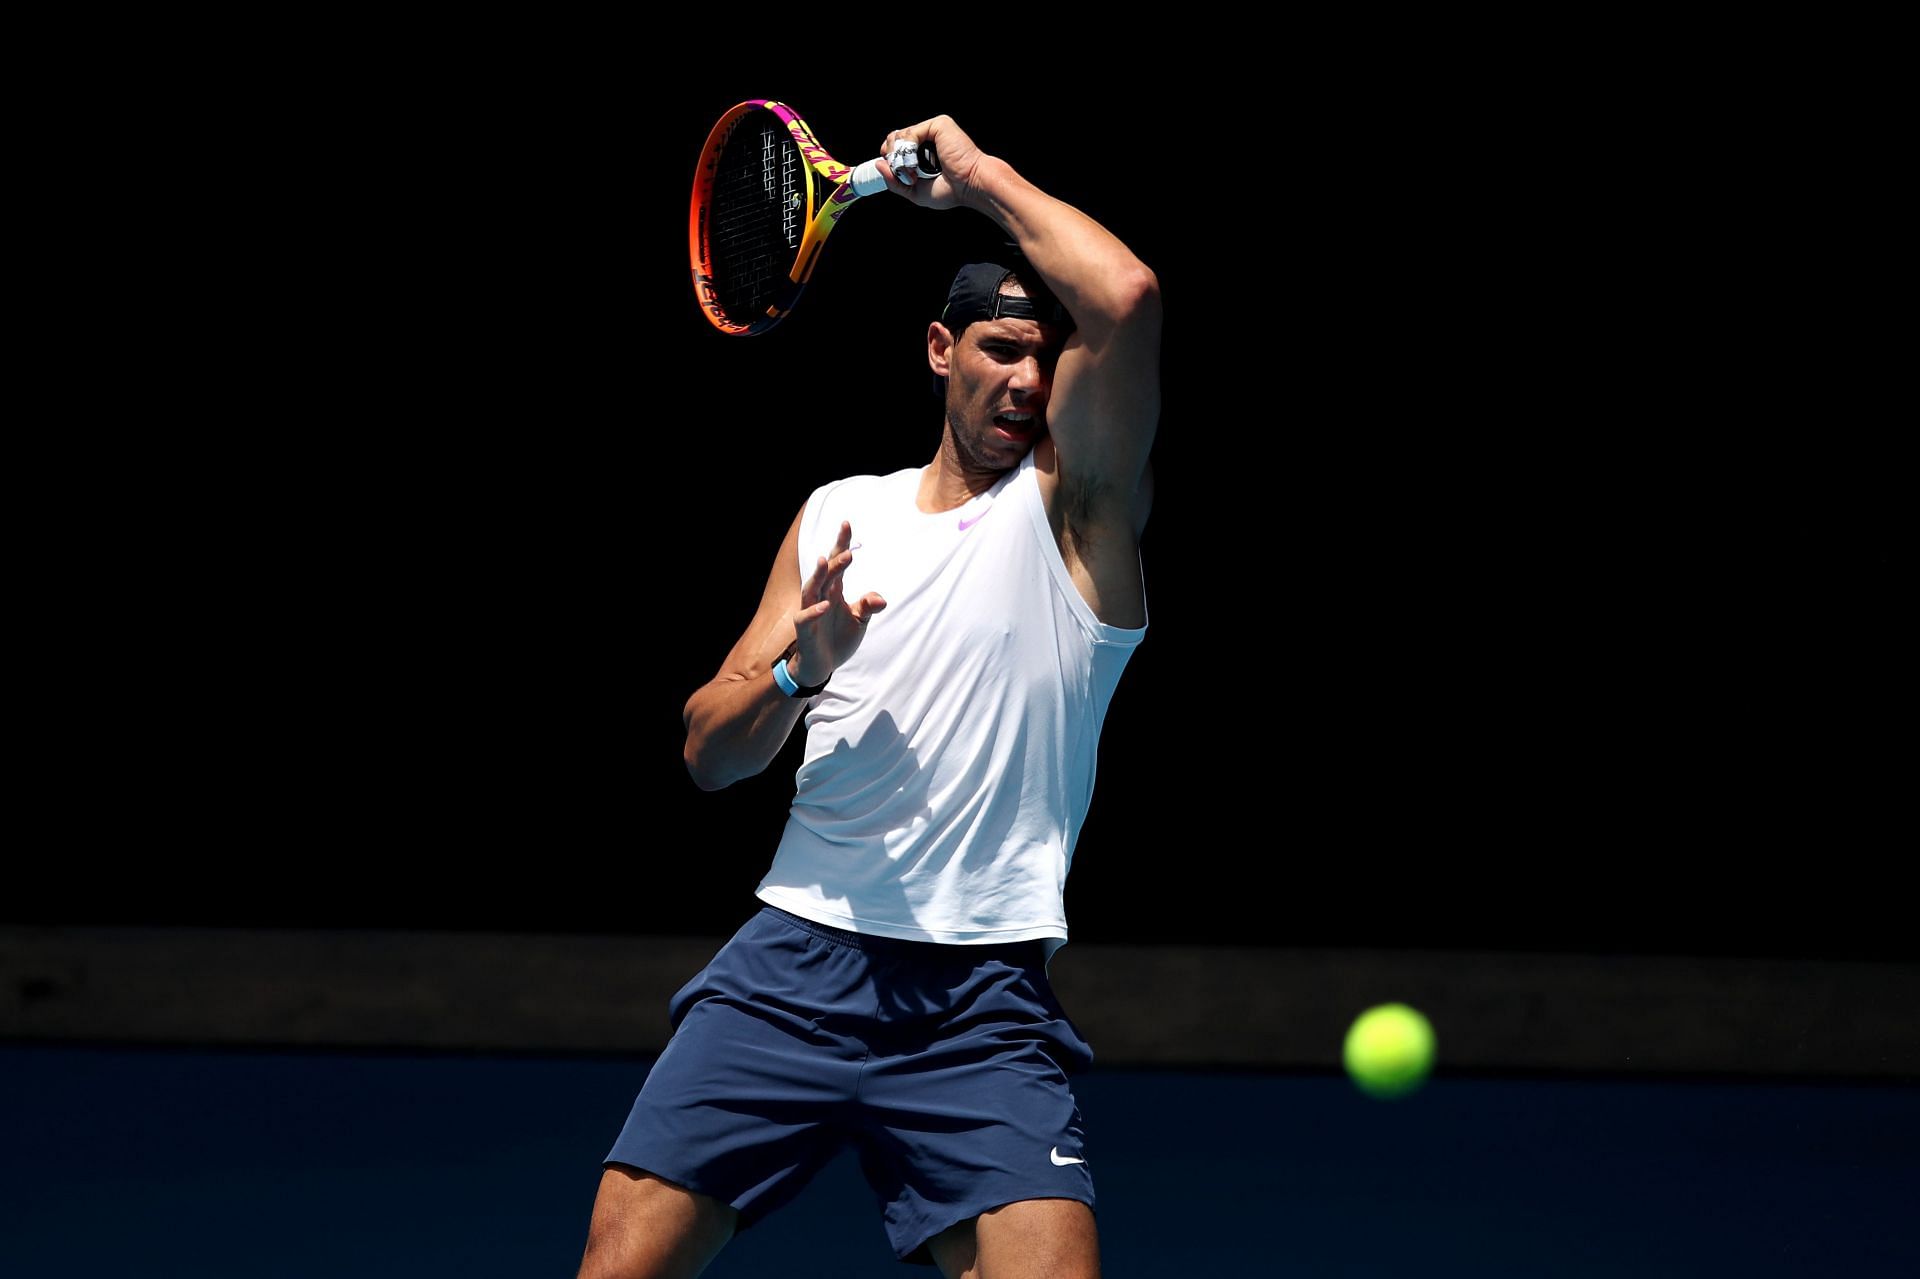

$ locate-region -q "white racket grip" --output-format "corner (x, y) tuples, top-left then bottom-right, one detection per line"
(849, 159), (890, 197)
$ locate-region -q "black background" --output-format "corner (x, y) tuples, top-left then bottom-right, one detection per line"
(20, 67), (1903, 961)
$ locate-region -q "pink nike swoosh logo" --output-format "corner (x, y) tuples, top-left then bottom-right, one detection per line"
(958, 511), (987, 531)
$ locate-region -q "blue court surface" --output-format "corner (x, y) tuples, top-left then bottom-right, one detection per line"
(2, 1044), (1914, 1277)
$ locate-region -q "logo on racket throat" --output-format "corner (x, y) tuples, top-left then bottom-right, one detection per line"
(776, 110), (849, 182)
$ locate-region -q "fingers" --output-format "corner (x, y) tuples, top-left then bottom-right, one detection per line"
(851, 592), (888, 623)
(822, 523), (856, 584)
(874, 144), (915, 188)
(802, 530), (859, 609)
(875, 153), (920, 199)
(882, 116), (964, 165)
(800, 552), (829, 607)
(879, 119), (948, 158)
(877, 125), (946, 198)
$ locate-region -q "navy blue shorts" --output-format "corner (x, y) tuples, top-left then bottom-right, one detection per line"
(604, 905), (1096, 1264)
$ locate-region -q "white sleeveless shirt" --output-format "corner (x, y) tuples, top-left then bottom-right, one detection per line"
(754, 448), (1146, 962)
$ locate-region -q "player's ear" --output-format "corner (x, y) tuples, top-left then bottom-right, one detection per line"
(927, 322), (955, 377)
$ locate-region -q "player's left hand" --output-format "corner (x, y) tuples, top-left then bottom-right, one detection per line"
(876, 115), (985, 210)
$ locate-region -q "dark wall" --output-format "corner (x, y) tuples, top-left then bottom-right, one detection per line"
(24, 72), (1901, 961)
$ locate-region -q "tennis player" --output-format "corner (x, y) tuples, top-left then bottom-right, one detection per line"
(579, 112), (1160, 1279)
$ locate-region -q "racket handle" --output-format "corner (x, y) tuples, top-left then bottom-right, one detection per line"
(849, 159), (889, 198)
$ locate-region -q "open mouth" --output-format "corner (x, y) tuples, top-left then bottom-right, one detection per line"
(994, 410), (1037, 437)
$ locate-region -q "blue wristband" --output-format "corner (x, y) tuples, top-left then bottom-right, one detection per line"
(773, 657), (828, 698)
(772, 657), (801, 697)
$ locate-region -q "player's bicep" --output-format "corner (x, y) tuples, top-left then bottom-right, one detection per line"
(1045, 285), (1162, 506)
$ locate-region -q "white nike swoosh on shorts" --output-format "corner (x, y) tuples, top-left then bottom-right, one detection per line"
(1050, 1147), (1086, 1165)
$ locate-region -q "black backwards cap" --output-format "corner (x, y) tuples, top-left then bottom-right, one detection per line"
(941, 259), (1075, 334)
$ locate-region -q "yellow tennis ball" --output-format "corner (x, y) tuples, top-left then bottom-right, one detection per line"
(1343, 1003), (1436, 1099)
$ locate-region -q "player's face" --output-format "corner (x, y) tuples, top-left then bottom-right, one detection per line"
(942, 317), (1062, 474)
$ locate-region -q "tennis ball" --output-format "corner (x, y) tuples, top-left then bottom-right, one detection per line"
(1343, 1003), (1436, 1099)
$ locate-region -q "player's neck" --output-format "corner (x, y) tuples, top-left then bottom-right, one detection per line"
(918, 453), (1004, 513)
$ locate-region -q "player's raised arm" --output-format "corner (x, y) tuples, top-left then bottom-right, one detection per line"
(878, 115), (1162, 520)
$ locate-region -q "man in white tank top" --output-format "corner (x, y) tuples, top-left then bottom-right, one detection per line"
(581, 112), (1160, 1279)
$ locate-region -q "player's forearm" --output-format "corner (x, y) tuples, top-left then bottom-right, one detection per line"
(963, 155), (1160, 339)
(681, 670), (810, 791)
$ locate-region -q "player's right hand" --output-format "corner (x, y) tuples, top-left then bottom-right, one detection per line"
(790, 520), (886, 687)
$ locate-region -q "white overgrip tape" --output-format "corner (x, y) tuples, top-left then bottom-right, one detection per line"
(849, 159), (889, 197)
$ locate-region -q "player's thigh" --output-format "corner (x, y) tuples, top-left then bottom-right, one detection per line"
(577, 1165), (738, 1279)
(926, 1197), (1100, 1279)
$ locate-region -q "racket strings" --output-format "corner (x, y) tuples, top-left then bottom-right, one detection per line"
(710, 121), (806, 323)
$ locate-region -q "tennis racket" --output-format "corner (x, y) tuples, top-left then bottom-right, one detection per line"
(688, 99), (939, 336)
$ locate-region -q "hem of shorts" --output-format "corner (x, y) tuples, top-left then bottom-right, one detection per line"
(754, 888), (1069, 946)
(601, 1158), (758, 1231)
(894, 1191), (1098, 1263)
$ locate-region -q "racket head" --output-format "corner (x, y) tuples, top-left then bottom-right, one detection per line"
(688, 99), (865, 336)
